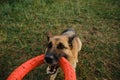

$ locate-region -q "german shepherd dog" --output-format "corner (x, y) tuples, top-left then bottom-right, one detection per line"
(44, 28), (82, 80)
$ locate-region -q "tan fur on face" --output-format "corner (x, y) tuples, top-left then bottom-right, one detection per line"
(46, 35), (76, 60)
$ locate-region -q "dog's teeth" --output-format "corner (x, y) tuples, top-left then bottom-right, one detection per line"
(46, 65), (58, 75)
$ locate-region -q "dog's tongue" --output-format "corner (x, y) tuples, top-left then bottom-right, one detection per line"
(47, 64), (58, 75)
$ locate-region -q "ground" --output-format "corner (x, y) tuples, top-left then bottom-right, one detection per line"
(0, 0), (120, 80)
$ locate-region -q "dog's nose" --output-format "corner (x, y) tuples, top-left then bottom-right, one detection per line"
(45, 55), (54, 64)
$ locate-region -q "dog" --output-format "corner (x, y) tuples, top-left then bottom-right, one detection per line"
(44, 28), (82, 80)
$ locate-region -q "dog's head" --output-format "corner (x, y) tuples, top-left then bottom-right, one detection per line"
(44, 31), (76, 74)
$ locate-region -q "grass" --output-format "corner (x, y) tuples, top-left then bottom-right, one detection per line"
(0, 0), (120, 80)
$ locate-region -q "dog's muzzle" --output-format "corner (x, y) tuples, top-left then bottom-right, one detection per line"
(44, 53), (67, 75)
(44, 54), (59, 75)
(45, 55), (54, 64)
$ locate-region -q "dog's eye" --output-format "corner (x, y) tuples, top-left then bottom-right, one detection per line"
(57, 43), (66, 49)
(48, 42), (52, 48)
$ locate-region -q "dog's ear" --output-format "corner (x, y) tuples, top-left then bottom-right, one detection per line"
(68, 34), (77, 48)
(47, 31), (53, 41)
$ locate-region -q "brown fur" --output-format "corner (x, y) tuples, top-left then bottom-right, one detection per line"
(45, 28), (82, 80)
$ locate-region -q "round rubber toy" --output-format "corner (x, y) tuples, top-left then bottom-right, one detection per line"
(7, 54), (76, 80)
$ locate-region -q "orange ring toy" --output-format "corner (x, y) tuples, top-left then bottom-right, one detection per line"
(7, 54), (76, 80)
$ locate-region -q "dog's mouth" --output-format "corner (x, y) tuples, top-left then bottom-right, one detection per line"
(45, 53), (68, 75)
(47, 64), (59, 75)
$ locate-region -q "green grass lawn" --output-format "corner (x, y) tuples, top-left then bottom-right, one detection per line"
(0, 0), (120, 80)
